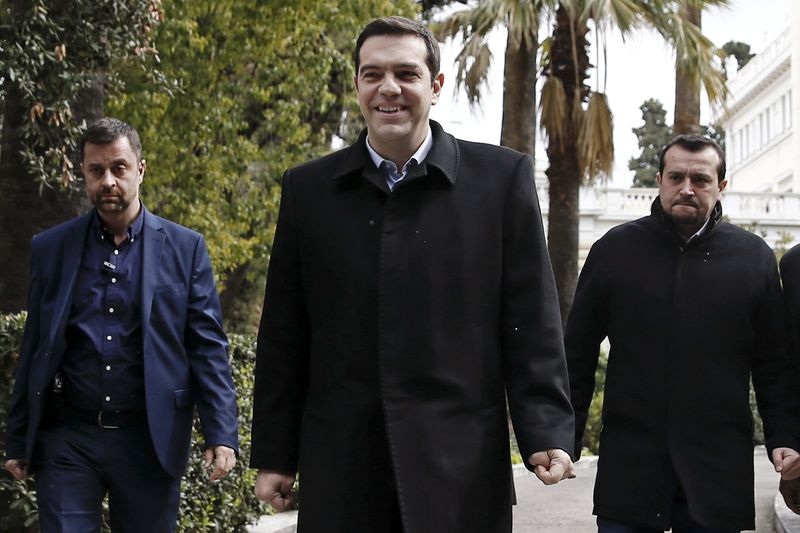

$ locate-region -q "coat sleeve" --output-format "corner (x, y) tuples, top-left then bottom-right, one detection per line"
(5, 235), (44, 461)
(185, 234), (239, 452)
(499, 154), (575, 468)
(564, 242), (609, 460)
(250, 170), (310, 472)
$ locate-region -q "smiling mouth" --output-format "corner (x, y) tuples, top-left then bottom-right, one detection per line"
(377, 106), (404, 113)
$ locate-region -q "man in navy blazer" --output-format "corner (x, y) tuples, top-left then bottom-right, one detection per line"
(4, 117), (238, 532)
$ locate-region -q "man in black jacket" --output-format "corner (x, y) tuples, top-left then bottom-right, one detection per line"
(567, 135), (800, 532)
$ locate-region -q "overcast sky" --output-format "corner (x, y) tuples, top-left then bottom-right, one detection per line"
(429, 0), (792, 188)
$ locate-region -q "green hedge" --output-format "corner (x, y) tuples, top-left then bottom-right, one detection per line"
(0, 312), (268, 532)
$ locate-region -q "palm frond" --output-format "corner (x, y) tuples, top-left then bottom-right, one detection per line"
(540, 75), (569, 150)
(579, 91), (614, 181)
(666, 10), (729, 112)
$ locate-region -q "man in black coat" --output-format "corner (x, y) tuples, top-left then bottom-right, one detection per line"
(567, 135), (800, 532)
(250, 16), (575, 533)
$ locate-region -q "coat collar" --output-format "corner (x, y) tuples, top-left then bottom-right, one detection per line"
(650, 197), (723, 245)
(333, 120), (460, 192)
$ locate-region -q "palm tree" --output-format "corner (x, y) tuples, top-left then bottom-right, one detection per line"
(434, 0), (542, 156)
(435, 0), (728, 323)
(673, 1), (703, 134)
(539, 0), (729, 323)
(673, 1), (730, 135)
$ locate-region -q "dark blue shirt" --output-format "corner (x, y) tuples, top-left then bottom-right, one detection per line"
(61, 206), (146, 412)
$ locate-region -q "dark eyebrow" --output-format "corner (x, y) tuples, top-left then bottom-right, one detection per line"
(359, 62), (423, 74)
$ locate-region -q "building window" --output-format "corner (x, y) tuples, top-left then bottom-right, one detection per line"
(746, 123), (751, 156)
(783, 93), (791, 131)
(788, 90), (793, 129)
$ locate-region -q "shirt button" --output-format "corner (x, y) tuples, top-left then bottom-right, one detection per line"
(105, 365), (111, 371)
(106, 335), (112, 341)
(111, 278), (117, 283)
(105, 396), (111, 402)
(108, 307), (114, 313)
(114, 250), (119, 255)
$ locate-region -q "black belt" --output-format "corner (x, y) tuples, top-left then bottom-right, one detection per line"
(51, 405), (147, 429)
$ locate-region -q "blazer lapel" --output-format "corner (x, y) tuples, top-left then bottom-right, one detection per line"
(49, 213), (92, 348)
(141, 211), (165, 329)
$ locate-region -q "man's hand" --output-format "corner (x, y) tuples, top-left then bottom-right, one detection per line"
(780, 478), (800, 514)
(204, 445), (236, 481)
(772, 447), (800, 480)
(255, 470), (296, 512)
(4, 459), (30, 480)
(529, 448), (575, 485)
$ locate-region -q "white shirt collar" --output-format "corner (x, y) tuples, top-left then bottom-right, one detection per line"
(366, 126), (433, 173)
(685, 216), (712, 244)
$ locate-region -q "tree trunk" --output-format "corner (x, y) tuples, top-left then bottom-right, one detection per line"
(545, 6), (590, 326)
(500, 32), (537, 160)
(0, 78), (101, 313)
(673, 4), (702, 135)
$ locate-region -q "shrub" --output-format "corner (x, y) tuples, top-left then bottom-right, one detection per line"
(0, 313), (268, 532)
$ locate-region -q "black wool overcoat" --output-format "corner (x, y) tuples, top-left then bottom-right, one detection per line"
(250, 121), (574, 533)
(566, 200), (800, 531)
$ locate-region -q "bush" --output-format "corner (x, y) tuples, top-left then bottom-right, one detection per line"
(0, 313), (268, 532)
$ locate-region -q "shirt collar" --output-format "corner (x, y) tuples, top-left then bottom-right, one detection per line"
(93, 201), (145, 242)
(685, 215), (711, 245)
(366, 126), (434, 172)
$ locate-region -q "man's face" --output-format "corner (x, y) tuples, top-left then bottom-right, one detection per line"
(82, 136), (144, 217)
(656, 145), (726, 236)
(354, 34), (443, 155)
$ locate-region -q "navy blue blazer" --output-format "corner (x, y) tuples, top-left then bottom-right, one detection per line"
(6, 209), (238, 477)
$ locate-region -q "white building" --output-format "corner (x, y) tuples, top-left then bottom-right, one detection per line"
(723, 5), (800, 193)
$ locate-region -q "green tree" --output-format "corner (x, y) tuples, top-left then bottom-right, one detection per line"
(109, 0), (416, 328)
(721, 40), (754, 75)
(629, 99), (672, 188)
(539, 0), (728, 323)
(0, 0), (162, 313)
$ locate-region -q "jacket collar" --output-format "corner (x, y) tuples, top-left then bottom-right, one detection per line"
(650, 197), (723, 244)
(333, 120), (459, 192)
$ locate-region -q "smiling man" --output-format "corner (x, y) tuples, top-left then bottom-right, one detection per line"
(250, 16), (575, 533)
(566, 135), (800, 532)
(4, 117), (238, 532)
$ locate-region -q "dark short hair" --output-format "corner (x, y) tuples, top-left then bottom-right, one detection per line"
(658, 134), (726, 183)
(354, 16), (440, 82)
(80, 117), (142, 162)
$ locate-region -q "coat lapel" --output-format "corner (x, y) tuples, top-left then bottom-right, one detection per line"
(141, 211), (165, 329)
(49, 213), (93, 348)
(332, 120), (460, 192)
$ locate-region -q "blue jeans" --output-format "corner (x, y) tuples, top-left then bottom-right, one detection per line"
(597, 500), (739, 533)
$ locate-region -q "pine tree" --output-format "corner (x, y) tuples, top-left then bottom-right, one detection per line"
(629, 99), (673, 188)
